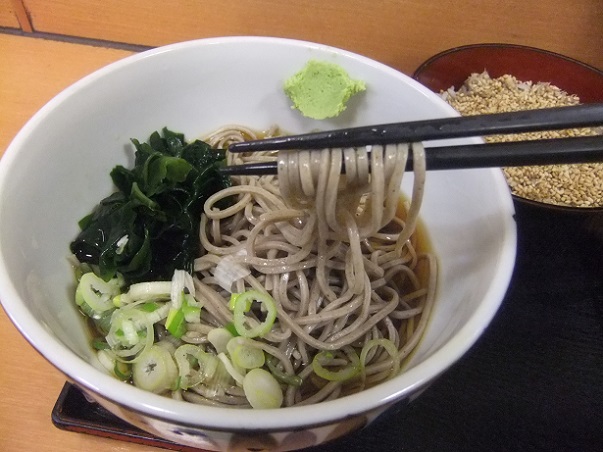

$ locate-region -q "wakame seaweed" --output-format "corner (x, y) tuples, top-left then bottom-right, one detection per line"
(70, 128), (230, 284)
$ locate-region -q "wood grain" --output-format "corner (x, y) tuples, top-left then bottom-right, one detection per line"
(0, 34), (132, 155)
(21, 0), (603, 74)
(1, 26), (602, 452)
(9, 0), (33, 31)
(0, 310), (149, 452)
(0, 37), (151, 452)
(0, 0), (20, 28)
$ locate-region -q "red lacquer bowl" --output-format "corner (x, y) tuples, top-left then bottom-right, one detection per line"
(413, 43), (603, 103)
(413, 43), (603, 215)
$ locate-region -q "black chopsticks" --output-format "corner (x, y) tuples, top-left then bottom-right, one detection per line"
(220, 104), (603, 176)
(229, 104), (603, 152)
(220, 136), (603, 176)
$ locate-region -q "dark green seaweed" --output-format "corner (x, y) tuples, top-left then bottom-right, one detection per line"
(70, 128), (230, 284)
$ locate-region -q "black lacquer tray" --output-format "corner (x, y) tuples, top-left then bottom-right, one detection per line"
(52, 201), (603, 451)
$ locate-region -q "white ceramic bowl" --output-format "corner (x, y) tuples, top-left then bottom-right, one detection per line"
(0, 37), (516, 451)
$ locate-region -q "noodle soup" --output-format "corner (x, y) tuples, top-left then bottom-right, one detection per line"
(0, 36), (517, 450)
(72, 125), (435, 409)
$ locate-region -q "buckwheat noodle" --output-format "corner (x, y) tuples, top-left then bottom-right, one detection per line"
(187, 125), (436, 407)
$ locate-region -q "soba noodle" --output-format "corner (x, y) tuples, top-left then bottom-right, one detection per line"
(184, 125), (436, 407)
(77, 124), (436, 409)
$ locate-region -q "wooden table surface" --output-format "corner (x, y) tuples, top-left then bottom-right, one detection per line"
(2, 32), (603, 452)
(0, 33), (152, 452)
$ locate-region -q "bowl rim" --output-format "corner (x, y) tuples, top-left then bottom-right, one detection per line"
(413, 42), (603, 213)
(413, 42), (603, 82)
(0, 35), (517, 431)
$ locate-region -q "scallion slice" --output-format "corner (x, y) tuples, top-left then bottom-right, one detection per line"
(76, 272), (121, 315)
(226, 337), (265, 370)
(165, 307), (187, 338)
(230, 290), (277, 338)
(96, 349), (131, 381)
(312, 346), (361, 382)
(174, 344), (203, 389)
(359, 338), (400, 378)
(132, 344), (178, 393)
(120, 281), (172, 305)
(217, 352), (246, 385)
(207, 327), (234, 354)
(266, 356), (302, 387)
(106, 307), (154, 361)
(243, 368), (283, 409)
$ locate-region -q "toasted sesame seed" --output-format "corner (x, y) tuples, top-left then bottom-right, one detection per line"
(442, 71), (603, 207)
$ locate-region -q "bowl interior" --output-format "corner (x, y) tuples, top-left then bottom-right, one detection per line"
(0, 37), (516, 429)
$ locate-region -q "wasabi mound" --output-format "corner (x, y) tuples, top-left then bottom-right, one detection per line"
(284, 60), (366, 120)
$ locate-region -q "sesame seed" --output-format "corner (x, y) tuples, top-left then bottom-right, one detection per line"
(441, 71), (603, 208)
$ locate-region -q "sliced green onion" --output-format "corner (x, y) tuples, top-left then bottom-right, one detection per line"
(114, 360), (132, 381)
(266, 356), (303, 387)
(77, 297), (99, 318)
(243, 368), (283, 409)
(202, 354), (231, 397)
(197, 350), (220, 382)
(359, 338), (401, 378)
(164, 276), (201, 337)
(312, 346), (361, 382)
(120, 281), (172, 305)
(170, 270), (196, 308)
(143, 302), (170, 324)
(94, 309), (115, 335)
(139, 301), (160, 312)
(92, 338), (111, 350)
(226, 337), (265, 370)
(97, 349), (131, 381)
(106, 307), (154, 360)
(156, 338), (177, 354)
(230, 290), (277, 338)
(76, 272), (121, 316)
(121, 318), (139, 345)
(132, 344), (178, 393)
(112, 294), (124, 308)
(217, 352), (246, 385)
(173, 375), (182, 391)
(97, 350), (117, 374)
(214, 256), (250, 293)
(165, 307), (186, 338)
(74, 262), (94, 282)
(106, 272), (126, 292)
(224, 322), (239, 337)
(174, 344), (203, 389)
(207, 327), (234, 354)
(229, 293), (240, 311)
(181, 302), (201, 323)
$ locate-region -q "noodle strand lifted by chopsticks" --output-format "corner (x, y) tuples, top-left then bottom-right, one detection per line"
(188, 125), (436, 407)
